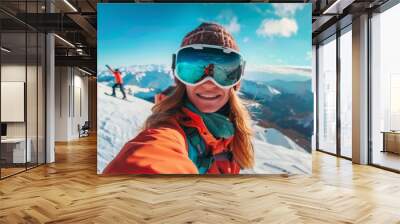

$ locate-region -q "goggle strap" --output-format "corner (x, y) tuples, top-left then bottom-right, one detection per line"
(175, 74), (241, 90)
(171, 53), (176, 71)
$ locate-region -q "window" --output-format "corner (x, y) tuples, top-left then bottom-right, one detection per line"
(339, 28), (352, 158)
(371, 3), (400, 171)
(318, 36), (337, 154)
(0, 1), (47, 179)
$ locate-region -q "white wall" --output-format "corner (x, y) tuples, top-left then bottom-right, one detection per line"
(54, 67), (89, 141)
(1, 65), (40, 137)
(1, 63), (46, 164)
(54, 66), (69, 141)
(1, 64), (26, 81)
(70, 72), (89, 139)
(1, 82), (25, 122)
(1, 65), (26, 139)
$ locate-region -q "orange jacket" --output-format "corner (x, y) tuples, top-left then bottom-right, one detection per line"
(102, 107), (240, 175)
(113, 71), (123, 84)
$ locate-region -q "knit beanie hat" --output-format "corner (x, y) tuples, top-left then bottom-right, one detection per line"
(180, 22), (239, 51)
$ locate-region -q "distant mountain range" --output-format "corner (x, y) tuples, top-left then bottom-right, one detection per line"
(239, 78), (313, 151)
(244, 71), (311, 82)
(98, 64), (313, 151)
(98, 64), (173, 102)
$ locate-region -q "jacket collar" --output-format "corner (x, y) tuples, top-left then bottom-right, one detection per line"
(175, 108), (233, 155)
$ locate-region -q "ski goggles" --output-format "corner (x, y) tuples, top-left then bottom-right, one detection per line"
(172, 44), (245, 89)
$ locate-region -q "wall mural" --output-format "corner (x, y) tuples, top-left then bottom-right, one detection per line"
(97, 3), (313, 175)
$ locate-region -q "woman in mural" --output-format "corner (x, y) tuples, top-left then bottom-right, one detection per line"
(103, 22), (254, 174)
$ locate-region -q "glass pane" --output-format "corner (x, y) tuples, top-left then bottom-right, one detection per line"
(26, 0), (38, 169)
(318, 37), (337, 154)
(27, 31), (38, 169)
(38, 32), (45, 165)
(0, 1), (46, 178)
(1, 30), (27, 177)
(371, 4), (400, 171)
(340, 29), (352, 158)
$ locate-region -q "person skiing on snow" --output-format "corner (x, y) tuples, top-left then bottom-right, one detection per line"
(103, 22), (254, 174)
(106, 65), (127, 100)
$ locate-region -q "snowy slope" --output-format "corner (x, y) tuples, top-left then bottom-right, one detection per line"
(97, 83), (311, 174)
(97, 83), (153, 173)
(241, 125), (311, 174)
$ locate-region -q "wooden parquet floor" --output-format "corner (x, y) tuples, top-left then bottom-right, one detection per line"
(1, 135), (400, 224)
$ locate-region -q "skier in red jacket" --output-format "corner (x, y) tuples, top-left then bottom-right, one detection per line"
(107, 65), (127, 100)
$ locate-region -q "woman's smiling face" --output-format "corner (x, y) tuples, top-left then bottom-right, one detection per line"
(186, 80), (230, 113)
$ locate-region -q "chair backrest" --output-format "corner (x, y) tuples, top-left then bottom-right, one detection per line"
(82, 121), (90, 129)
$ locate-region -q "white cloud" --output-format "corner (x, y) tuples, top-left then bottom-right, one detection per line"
(224, 16), (241, 34)
(197, 11), (241, 34)
(272, 3), (305, 17)
(249, 64), (311, 77)
(256, 18), (298, 38)
(216, 11), (241, 34)
(243, 37), (250, 43)
(248, 4), (274, 16)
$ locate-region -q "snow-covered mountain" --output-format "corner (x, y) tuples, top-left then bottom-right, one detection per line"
(268, 79), (312, 97)
(239, 79), (281, 100)
(244, 71), (310, 82)
(98, 64), (173, 102)
(97, 83), (311, 174)
(98, 65), (289, 102)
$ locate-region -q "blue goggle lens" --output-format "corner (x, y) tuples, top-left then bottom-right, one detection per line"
(175, 47), (244, 87)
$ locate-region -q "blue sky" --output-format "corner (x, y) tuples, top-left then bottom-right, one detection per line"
(98, 3), (312, 76)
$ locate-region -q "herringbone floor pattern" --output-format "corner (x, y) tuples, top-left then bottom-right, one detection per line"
(1, 135), (400, 224)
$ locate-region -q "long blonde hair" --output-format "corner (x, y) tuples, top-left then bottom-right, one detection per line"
(144, 81), (254, 169)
